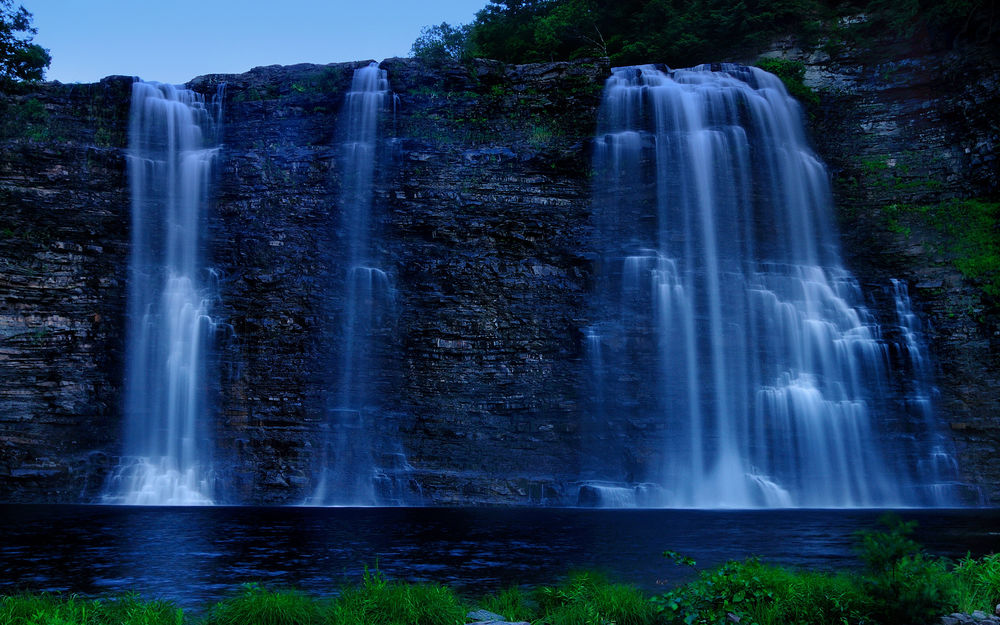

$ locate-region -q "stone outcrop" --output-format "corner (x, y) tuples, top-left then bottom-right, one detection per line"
(0, 30), (996, 503)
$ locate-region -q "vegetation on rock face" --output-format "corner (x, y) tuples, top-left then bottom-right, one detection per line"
(7, 518), (1000, 625)
(0, 0), (49, 88)
(886, 199), (1000, 301)
(411, 0), (996, 67)
(753, 57), (820, 106)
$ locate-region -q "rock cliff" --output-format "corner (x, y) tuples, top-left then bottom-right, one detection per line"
(0, 30), (996, 503)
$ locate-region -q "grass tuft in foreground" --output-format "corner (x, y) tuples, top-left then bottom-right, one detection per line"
(1, 592), (182, 625)
(332, 568), (465, 625)
(203, 584), (322, 625)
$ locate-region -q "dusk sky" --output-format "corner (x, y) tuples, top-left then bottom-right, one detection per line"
(20, 0), (485, 84)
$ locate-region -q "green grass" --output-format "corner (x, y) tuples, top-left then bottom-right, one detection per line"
(331, 569), (465, 625)
(534, 572), (655, 625)
(478, 586), (535, 623)
(202, 585), (322, 625)
(953, 553), (1000, 614)
(0, 593), (182, 625)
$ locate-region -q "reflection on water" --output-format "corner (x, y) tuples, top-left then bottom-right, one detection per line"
(2, 506), (999, 608)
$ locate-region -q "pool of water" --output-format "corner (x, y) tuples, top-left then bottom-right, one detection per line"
(2, 505), (999, 608)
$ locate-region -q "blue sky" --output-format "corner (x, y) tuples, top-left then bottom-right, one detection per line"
(21, 0), (485, 84)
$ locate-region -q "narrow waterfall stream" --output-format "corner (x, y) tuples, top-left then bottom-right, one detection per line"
(105, 81), (223, 505)
(311, 63), (414, 505)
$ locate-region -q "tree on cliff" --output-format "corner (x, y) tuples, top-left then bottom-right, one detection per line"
(0, 0), (50, 87)
(411, 22), (471, 61)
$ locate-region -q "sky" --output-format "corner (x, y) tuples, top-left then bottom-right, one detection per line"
(20, 0), (486, 84)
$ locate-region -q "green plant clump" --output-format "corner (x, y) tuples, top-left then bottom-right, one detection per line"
(855, 515), (956, 625)
(203, 584), (323, 625)
(534, 571), (655, 625)
(754, 57), (820, 106)
(0, 592), (182, 625)
(332, 568), (466, 625)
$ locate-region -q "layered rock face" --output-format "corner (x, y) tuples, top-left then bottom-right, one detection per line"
(0, 36), (996, 503)
(0, 77), (132, 499)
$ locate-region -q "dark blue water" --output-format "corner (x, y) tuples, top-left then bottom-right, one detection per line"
(2, 506), (999, 608)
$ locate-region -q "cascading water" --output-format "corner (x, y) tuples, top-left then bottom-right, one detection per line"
(584, 63), (961, 508)
(104, 81), (223, 505)
(312, 63), (412, 505)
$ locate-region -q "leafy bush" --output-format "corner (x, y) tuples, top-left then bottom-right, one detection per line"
(854, 515), (958, 625)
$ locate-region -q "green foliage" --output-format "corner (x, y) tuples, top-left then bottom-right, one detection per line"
(412, 0), (991, 69)
(654, 558), (868, 625)
(653, 517), (975, 625)
(855, 515), (957, 625)
(332, 568), (466, 625)
(534, 571), (655, 625)
(410, 22), (472, 62)
(0, 593), (182, 625)
(414, 0), (845, 68)
(202, 584), (323, 625)
(753, 57), (819, 106)
(0, 0), (49, 88)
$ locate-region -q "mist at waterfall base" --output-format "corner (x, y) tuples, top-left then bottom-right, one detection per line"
(3, 505), (1000, 608)
(581, 64), (963, 508)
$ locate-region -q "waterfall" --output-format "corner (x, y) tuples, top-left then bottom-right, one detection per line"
(312, 63), (412, 506)
(584, 64), (959, 508)
(104, 81), (223, 505)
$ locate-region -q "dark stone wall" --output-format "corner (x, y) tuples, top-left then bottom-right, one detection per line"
(0, 77), (132, 500)
(0, 34), (995, 503)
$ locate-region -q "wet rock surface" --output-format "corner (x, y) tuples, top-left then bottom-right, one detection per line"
(0, 39), (996, 503)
